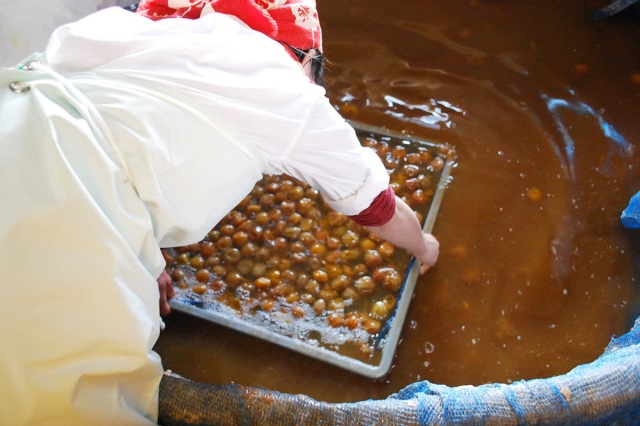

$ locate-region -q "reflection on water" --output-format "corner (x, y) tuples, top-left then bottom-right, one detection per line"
(543, 94), (634, 180)
(155, 0), (640, 403)
(382, 95), (462, 129)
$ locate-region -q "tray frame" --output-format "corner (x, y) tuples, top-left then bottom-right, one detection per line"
(169, 121), (454, 379)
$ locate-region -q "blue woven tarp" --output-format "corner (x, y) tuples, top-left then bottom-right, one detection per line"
(158, 317), (640, 425)
(389, 316), (640, 425)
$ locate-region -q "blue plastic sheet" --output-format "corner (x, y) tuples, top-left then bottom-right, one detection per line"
(622, 191), (640, 229)
(594, 0), (640, 20)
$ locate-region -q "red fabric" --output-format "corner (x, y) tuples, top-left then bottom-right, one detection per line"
(136, 0), (322, 52)
(348, 185), (397, 227)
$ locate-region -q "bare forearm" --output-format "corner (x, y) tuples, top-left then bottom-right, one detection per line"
(365, 196), (439, 273)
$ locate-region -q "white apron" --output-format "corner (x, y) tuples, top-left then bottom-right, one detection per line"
(0, 58), (266, 425)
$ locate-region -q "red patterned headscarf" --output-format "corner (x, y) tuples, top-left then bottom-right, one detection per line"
(136, 0), (322, 53)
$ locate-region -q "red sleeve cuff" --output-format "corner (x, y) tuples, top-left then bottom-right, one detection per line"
(347, 185), (396, 227)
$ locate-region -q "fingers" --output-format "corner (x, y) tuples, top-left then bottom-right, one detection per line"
(158, 270), (174, 316)
(419, 262), (431, 275)
(166, 277), (176, 299)
(418, 233), (439, 275)
(159, 294), (172, 316)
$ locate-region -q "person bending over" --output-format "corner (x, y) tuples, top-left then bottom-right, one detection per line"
(0, 1), (438, 424)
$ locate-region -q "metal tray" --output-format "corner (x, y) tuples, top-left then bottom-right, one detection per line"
(167, 121), (454, 379)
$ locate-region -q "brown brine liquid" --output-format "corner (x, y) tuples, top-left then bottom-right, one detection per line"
(154, 0), (640, 403)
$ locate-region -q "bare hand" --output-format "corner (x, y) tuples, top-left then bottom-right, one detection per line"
(364, 196), (440, 276)
(157, 270), (175, 316)
(418, 232), (439, 274)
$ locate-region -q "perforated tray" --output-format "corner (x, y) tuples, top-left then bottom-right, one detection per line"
(167, 121), (454, 378)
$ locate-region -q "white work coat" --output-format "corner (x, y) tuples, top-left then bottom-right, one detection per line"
(0, 7), (388, 425)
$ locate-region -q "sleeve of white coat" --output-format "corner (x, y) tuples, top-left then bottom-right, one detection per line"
(272, 96), (391, 217)
(41, 8), (390, 217)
